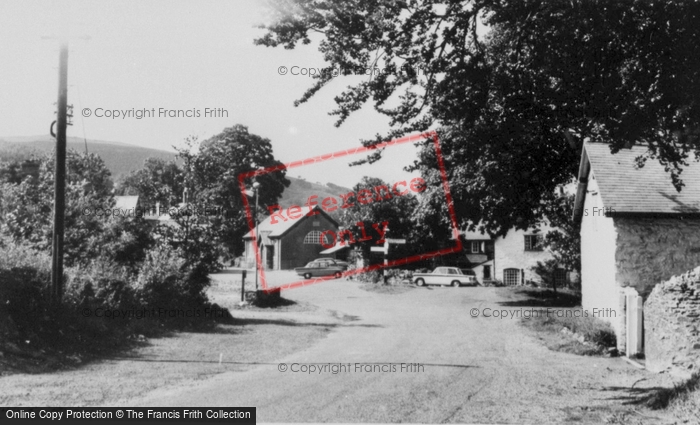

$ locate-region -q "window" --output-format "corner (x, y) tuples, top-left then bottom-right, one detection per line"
(524, 235), (543, 251)
(504, 268), (520, 286)
(554, 268), (568, 287)
(447, 268), (458, 275)
(304, 231), (324, 244)
(483, 265), (491, 280)
(471, 241), (481, 253)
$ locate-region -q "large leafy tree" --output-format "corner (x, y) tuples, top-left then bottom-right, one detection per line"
(257, 0), (700, 236)
(0, 150), (127, 266)
(183, 125), (290, 259)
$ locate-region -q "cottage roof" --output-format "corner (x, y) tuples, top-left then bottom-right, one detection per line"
(243, 205), (339, 239)
(574, 142), (700, 221)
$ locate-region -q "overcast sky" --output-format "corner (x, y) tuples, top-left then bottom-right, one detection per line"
(0, 0), (423, 187)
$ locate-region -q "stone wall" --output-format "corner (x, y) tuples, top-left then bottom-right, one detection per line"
(614, 218), (700, 299)
(645, 267), (700, 378)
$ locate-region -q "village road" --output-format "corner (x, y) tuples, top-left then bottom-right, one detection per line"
(131, 272), (667, 423)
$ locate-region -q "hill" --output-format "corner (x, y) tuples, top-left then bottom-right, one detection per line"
(0, 135), (177, 179)
(278, 177), (351, 208)
(0, 136), (351, 214)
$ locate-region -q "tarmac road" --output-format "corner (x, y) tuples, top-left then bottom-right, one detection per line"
(132, 274), (664, 423)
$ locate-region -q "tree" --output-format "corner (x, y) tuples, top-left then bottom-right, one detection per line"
(337, 176), (419, 263)
(257, 0), (700, 235)
(182, 125), (290, 259)
(116, 158), (184, 210)
(0, 150), (117, 266)
(542, 192), (581, 274)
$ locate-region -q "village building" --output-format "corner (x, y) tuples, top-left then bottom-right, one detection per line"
(573, 141), (700, 354)
(243, 205), (339, 270)
(462, 224), (569, 286)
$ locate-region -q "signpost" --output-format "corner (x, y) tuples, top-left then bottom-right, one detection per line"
(371, 238), (407, 283)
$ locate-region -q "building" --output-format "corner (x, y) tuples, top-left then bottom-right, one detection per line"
(461, 229), (495, 284)
(462, 224), (568, 286)
(243, 205), (340, 270)
(573, 141), (700, 353)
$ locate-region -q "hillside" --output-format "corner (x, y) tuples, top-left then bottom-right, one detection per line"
(0, 135), (177, 179)
(279, 177), (351, 208)
(0, 136), (351, 214)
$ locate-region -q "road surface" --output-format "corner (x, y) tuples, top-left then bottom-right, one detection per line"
(130, 275), (663, 423)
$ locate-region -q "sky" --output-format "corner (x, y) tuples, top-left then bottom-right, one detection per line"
(0, 0), (424, 187)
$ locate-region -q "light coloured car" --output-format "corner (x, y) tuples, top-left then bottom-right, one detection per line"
(412, 267), (477, 287)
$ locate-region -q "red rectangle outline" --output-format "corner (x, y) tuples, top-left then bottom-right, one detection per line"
(238, 131), (462, 292)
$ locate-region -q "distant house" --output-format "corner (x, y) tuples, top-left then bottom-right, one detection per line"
(573, 141), (700, 353)
(462, 224), (569, 286)
(461, 229), (495, 284)
(243, 205), (339, 270)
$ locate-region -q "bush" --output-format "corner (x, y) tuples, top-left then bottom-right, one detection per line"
(353, 269), (412, 284)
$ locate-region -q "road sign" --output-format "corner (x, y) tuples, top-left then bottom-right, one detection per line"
(385, 238), (406, 244)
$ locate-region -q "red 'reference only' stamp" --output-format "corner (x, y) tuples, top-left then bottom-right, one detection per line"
(238, 131), (461, 292)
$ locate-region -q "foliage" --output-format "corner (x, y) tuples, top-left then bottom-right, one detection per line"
(258, 0), (700, 235)
(0, 149), (116, 266)
(116, 157), (184, 209)
(542, 193), (581, 274)
(337, 176), (419, 260)
(531, 258), (563, 294)
(521, 306), (616, 356)
(182, 126), (290, 259)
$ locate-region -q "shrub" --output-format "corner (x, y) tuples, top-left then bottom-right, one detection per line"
(132, 246), (212, 319)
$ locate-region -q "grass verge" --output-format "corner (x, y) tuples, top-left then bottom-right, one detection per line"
(643, 372), (700, 422)
(520, 307), (616, 356)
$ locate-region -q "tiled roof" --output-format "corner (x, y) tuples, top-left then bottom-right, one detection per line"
(243, 205), (339, 239)
(582, 142), (700, 214)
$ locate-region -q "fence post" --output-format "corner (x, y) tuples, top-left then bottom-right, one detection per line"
(240, 270), (246, 303)
(626, 294), (643, 356)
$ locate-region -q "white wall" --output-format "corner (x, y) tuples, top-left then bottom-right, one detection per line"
(580, 171), (620, 336)
(494, 226), (556, 285)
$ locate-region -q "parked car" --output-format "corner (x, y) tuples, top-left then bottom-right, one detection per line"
(312, 258), (350, 270)
(295, 260), (346, 279)
(412, 267), (478, 287)
(461, 269), (481, 286)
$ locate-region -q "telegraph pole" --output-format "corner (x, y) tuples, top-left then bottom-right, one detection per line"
(51, 42), (68, 304)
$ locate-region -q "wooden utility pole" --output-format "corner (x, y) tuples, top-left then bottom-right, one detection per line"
(51, 42), (68, 304)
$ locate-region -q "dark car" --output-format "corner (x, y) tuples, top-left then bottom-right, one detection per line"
(295, 260), (346, 279)
(312, 258), (350, 270)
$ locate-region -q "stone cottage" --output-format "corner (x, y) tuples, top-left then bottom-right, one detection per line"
(573, 141), (700, 354)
